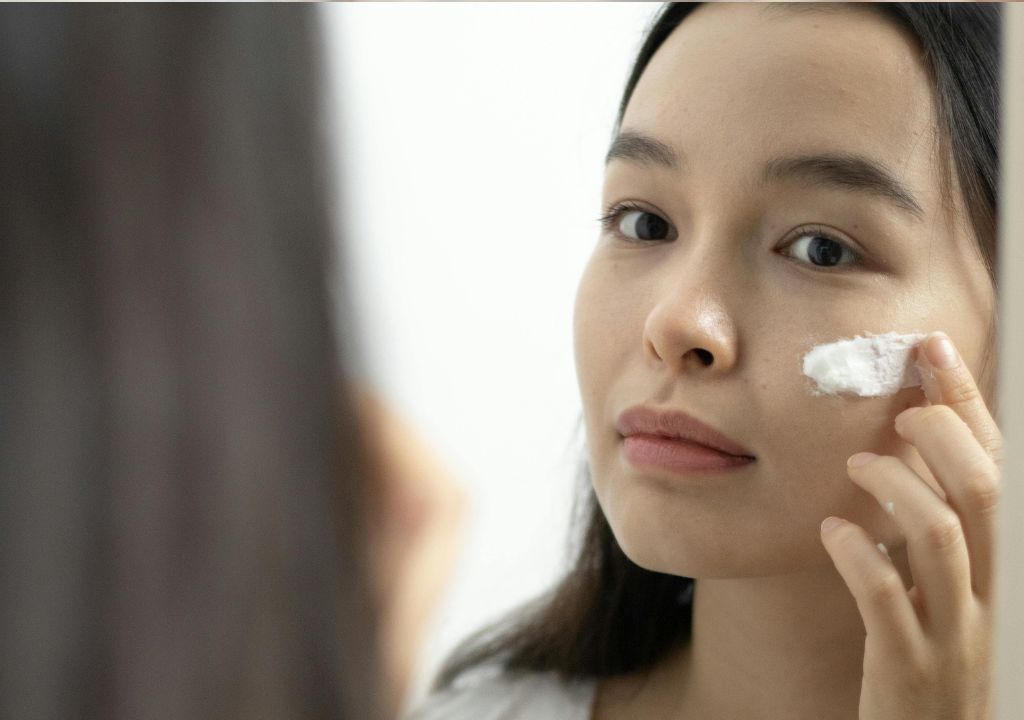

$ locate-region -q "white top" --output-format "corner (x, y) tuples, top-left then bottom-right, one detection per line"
(401, 666), (597, 720)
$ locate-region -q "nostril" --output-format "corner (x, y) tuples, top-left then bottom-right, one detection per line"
(694, 348), (713, 366)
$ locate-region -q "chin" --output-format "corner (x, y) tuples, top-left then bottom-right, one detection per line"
(606, 504), (821, 580)
(604, 505), (710, 576)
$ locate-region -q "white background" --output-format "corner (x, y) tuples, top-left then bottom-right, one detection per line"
(320, 2), (662, 708)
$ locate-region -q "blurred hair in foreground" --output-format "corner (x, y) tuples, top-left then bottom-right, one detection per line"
(0, 5), (386, 719)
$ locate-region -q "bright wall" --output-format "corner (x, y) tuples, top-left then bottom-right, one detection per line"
(320, 2), (662, 708)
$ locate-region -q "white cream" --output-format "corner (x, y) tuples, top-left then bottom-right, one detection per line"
(802, 331), (928, 397)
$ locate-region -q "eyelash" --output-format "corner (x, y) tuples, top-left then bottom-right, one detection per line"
(597, 200), (652, 236)
(597, 201), (862, 271)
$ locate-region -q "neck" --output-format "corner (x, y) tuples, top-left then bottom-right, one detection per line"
(599, 547), (913, 720)
(675, 568), (865, 718)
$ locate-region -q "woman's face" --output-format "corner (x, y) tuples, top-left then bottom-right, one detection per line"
(573, 3), (995, 577)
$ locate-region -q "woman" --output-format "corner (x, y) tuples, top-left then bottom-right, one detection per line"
(0, 5), (463, 720)
(407, 3), (1003, 719)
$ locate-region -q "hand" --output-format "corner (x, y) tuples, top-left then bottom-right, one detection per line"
(820, 331), (1003, 720)
(352, 384), (467, 718)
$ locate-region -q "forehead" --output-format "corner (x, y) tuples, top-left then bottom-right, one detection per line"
(619, 3), (944, 219)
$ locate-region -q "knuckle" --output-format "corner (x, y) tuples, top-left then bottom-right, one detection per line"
(865, 572), (906, 605)
(901, 662), (934, 695)
(964, 462), (1001, 515)
(910, 653), (943, 692)
(984, 430), (1006, 467)
(946, 372), (983, 406)
(921, 512), (965, 551)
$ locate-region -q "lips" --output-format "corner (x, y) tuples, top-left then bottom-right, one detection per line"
(616, 405), (754, 458)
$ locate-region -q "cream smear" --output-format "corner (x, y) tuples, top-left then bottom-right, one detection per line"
(802, 331), (928, 397)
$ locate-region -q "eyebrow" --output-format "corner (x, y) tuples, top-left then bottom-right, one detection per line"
(605, 130), (924, 220)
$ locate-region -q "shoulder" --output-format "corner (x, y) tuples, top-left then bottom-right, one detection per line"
(401, 666), (596, 720)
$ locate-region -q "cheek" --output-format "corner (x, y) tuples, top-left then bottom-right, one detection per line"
(765, 383), (917, 475)
(571, 276), (595, 383)
(572, 262), (635, 400)
(766, 385), (927, 535)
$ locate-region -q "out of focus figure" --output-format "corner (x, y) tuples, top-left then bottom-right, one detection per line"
(0, 6), (463, 720)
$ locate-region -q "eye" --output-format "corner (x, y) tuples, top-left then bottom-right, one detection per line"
(598, 202), (672, 242)
(782, 227), (860, 269)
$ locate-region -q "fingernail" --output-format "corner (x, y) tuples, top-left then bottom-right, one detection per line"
(821, 516), (844, 533)
(847, 451), (878, 468)
(926, 332), (959, 369)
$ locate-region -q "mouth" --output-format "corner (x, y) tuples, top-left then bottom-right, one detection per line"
(615, 404), (754, 475)
(620, 434), (755, 474)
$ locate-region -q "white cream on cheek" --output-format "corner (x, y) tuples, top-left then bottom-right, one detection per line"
(801, 331), (928, 397)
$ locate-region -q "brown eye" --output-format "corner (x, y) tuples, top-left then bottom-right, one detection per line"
(616, 209), (671, 242)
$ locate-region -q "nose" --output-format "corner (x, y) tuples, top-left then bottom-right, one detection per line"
(642, 276), (740, 375)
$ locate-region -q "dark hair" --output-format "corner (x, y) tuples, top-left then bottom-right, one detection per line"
(432, 1), (1002, 691)
(0, 5), (387, 720)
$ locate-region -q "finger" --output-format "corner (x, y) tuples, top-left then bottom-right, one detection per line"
(821, 516), (924, 659)
(846, 452), (972, 635)
(915, 331), (1004, 466)
(894, 404), (1000, 601)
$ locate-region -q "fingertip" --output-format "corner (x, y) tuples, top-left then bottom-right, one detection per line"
(924, 331), (959, 370)
(821, 516), (845, 534)
(894, 405), (923, 431)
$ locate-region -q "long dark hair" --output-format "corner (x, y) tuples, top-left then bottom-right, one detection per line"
(432, 2), (1002, 691)
(0, 5), (386, 719)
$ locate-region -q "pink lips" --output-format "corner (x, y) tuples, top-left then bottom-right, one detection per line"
(616, 405), (754, 474)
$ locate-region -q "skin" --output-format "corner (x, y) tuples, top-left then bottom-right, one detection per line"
(573, 4), (999, 719)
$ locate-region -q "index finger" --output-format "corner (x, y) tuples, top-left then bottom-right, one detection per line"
(915, 331), (1004, 466)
